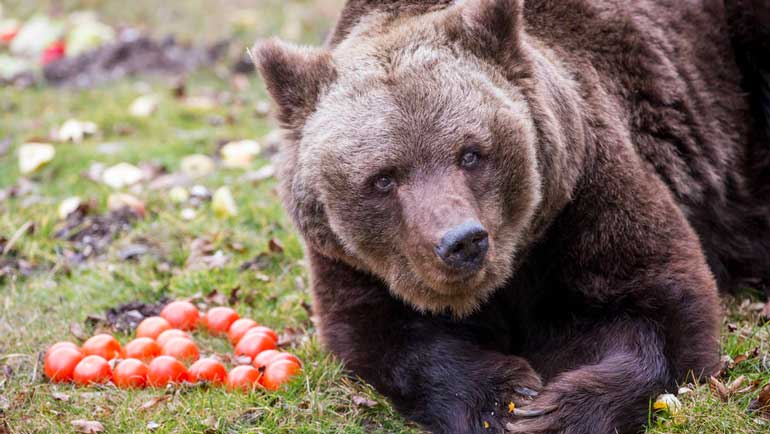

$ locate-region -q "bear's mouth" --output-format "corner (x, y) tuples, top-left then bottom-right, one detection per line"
(408, 254), (492, 296)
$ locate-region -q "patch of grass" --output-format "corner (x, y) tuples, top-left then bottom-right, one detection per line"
(0, 1), (769, 434)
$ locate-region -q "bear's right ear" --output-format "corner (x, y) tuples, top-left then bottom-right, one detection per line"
(445, 0), (525, 61)
(250, 39), (337, 130)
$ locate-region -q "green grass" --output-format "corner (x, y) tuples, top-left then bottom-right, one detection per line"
(0, 1), (769, 433)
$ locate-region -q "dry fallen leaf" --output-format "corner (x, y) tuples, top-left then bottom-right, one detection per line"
(18, 143), (55, 174)
(107, 193), (146, 218)
(51, 392), (71, 401)
(268, 238), (284, 254)
(69, 321), (87, 341)
(709, 376), (730, 401)
(139, 395), (170, 411)
(241, 164), (275, 183)
(749, 383), (770, 419)
(70, 419), (104, 433)
(102, 163), (144, 189)
(351, 394), (377, 408)
(728, 375), (746, 394)
(185, 238), (230, 271)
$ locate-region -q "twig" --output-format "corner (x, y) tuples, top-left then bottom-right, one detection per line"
(2, 220), (33, 256)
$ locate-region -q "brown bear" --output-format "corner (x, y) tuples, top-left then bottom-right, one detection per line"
(251, 1), (770, 433)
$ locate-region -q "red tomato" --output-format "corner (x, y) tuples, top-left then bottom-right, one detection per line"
(253, 350), (302, 370)
(261, 359), (301, 391)
(188, 358), (227, 384)
(81, 334), (122, 360)
(41, 40), (65, 65)
(227, 318), (258, 345)
(45, 341), (82, 360)
(203, 307), (239, 335)
(160, 301), (200, 330)
(136, 316), (172, 340)
(124, 337), (161, 361)
(45, 347), (84, 383)
(234, 332), (277, 360)
(242, 326), (279, 344)
(0, 27), (19, 44)
(161, 337), (199, 362)
(113, 358), (149, 388)
(226, 365), (261, 391)
(147, 356), (189, 386)
(156, 329), (190, 347)
(73, 355), (112, 385)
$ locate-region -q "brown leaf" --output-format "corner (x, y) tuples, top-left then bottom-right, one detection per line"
(351, 394), (378, 408)
(727, 375), (746, 394)
(278, 327), (306, 348)
(138, 395), (170, 411)
(709, 376), (729, 401)
(204, 289), (228, 306)
(749, 383), (770, 419)
(268, 238), (284, 254)
(51, 392), (70, 401)
(186, 238), (229, 271)
(70, 420), (104, 433)
(69, 321), (87, 341)
(228, 287), (241, 305)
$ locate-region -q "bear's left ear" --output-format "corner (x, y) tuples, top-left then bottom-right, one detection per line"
(445, 0), (525, 60)
(250, 38), (337, 130)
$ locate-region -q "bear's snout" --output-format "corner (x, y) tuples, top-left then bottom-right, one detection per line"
(434, 220), (489, 272)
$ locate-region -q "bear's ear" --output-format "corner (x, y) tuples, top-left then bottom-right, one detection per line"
(250, 39), (337, 129)
(446, 0), (524, 60)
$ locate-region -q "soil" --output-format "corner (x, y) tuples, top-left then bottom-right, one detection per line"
(105, 298), (171, 333)
(3, 30), (228, 88)
(54, 207), (139, 263)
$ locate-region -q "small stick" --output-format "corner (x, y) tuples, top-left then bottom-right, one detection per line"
(2, 220), (33, 256)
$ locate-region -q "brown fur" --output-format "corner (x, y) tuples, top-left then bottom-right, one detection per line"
(252, 1), (770, 433)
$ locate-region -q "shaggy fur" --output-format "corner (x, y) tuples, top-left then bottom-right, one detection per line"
(252, 1), (770, 433)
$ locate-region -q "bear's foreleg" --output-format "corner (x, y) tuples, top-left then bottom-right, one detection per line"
(308, 250), (541, 434)
(506, 318), (670, 434)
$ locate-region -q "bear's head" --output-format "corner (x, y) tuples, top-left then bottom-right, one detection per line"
(252, 0), (583, 317)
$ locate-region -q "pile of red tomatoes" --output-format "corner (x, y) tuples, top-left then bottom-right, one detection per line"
(44, 301), (302, 392)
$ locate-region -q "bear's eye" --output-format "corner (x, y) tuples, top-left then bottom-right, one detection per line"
(373, 175), (396, 193)
(460, 150), (481, 169)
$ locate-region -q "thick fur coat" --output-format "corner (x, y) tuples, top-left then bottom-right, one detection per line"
(252, 1), (770, 433)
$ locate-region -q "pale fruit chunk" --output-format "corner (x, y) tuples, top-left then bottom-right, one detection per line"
(653, 393), (682, 415)
(18, 143), (55, 174)
(129, 95), (158, 118)
(57, 119), (98, 143)
(102, 163), (144, 189)
(168, 186), (189, 203)
(212, 186), (237, 218)
(180, 154), (215, 178)
(221, 140), (260, 169)
(58, 196), (82, 219)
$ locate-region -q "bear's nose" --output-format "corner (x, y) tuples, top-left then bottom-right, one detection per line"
(434, 220), (489, 272)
